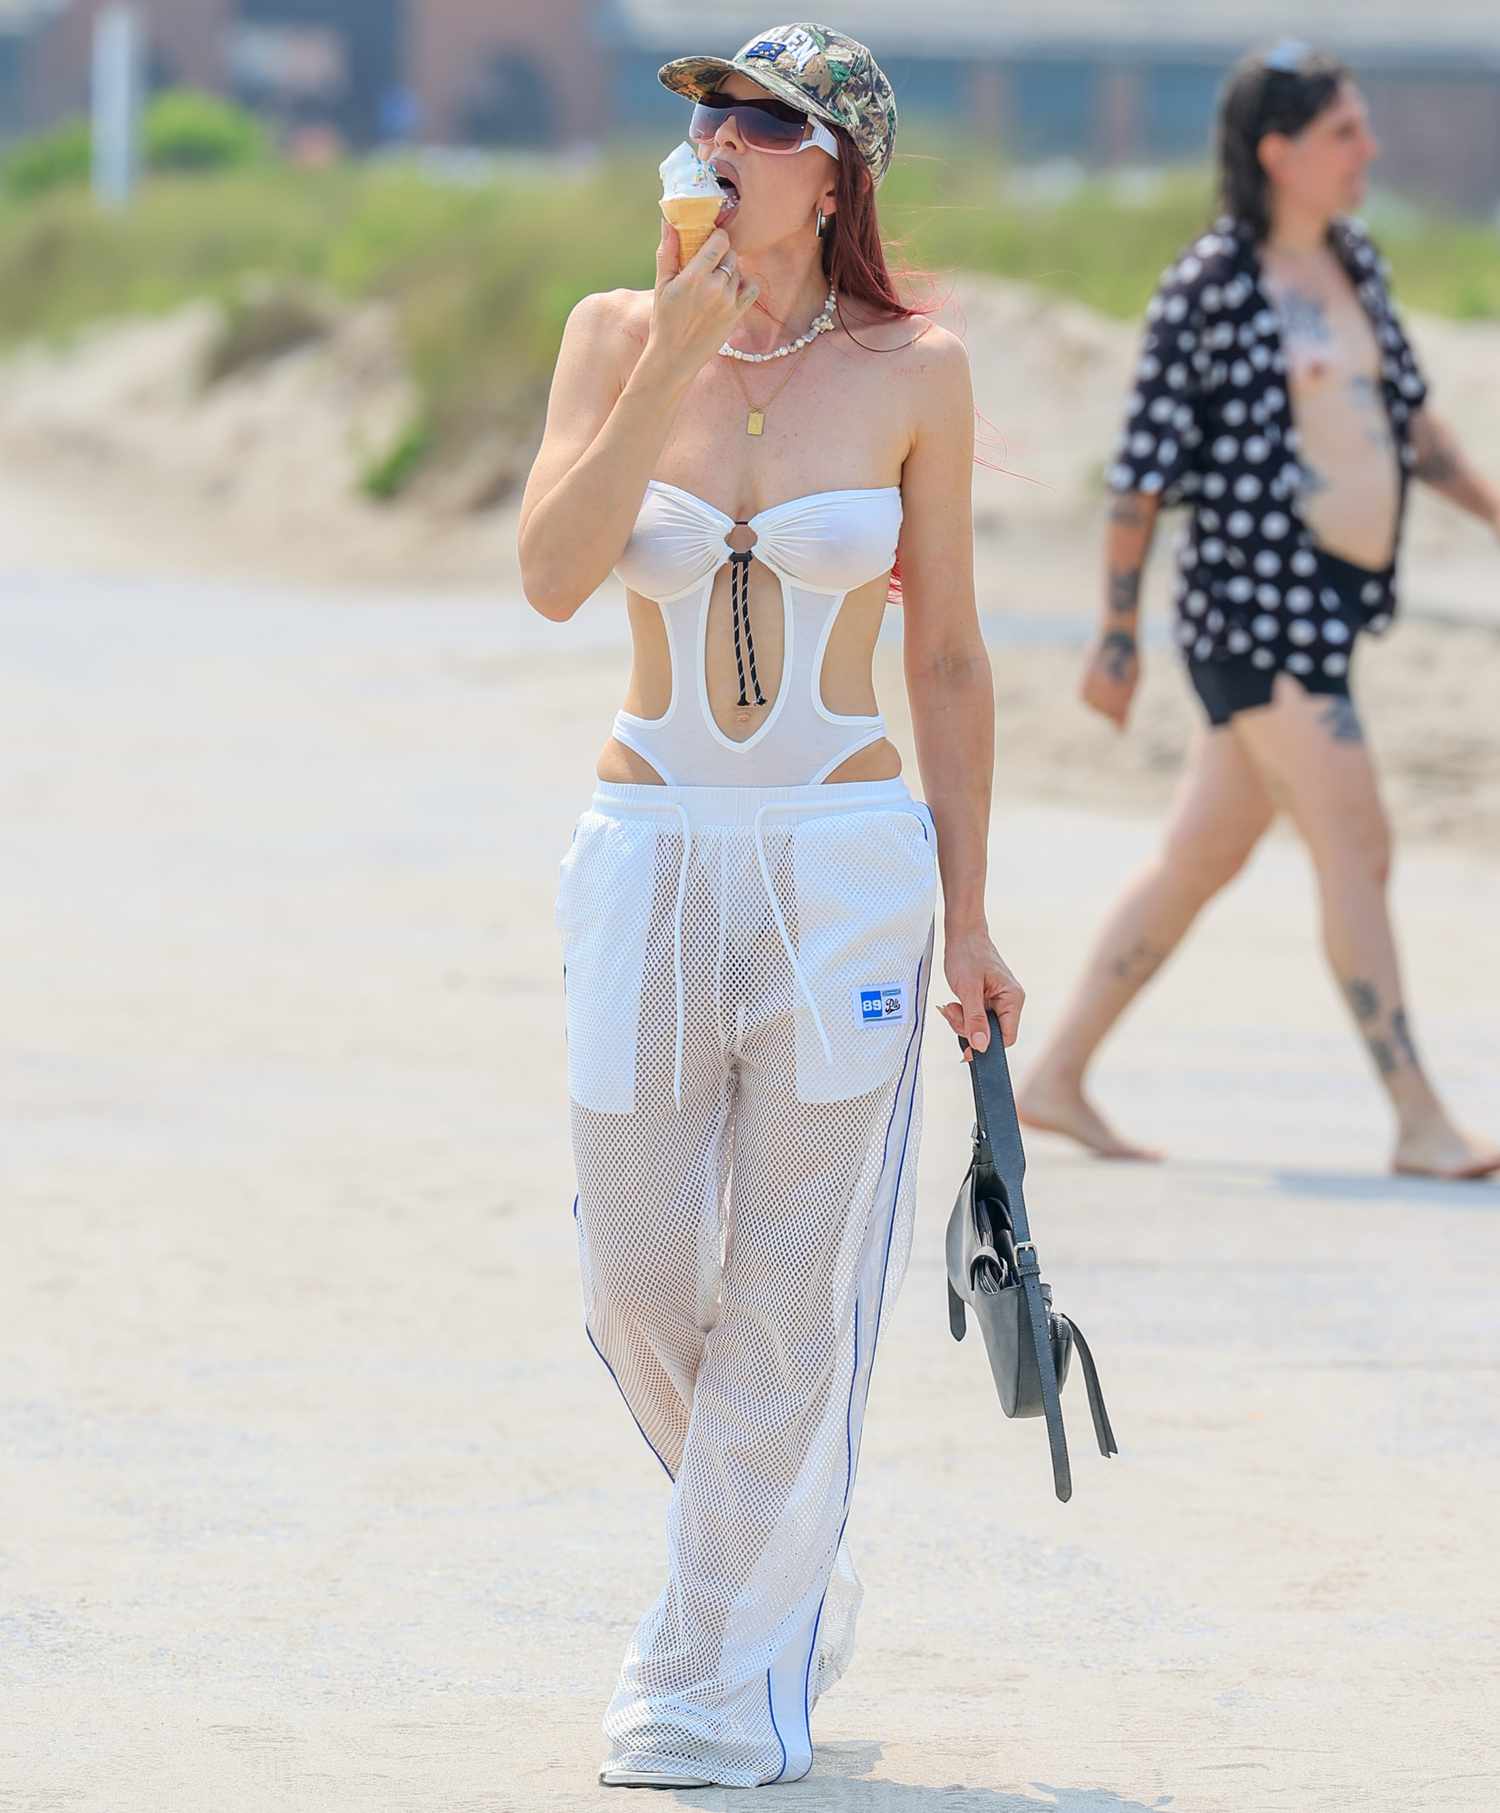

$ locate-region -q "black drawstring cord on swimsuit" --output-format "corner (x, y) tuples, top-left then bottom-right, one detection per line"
(728, 543), (766, 708)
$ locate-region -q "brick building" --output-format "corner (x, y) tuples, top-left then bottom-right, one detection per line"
(7, 0), (604, 146)
(22, 0), (230, 125)
(410, 0), (603, 148)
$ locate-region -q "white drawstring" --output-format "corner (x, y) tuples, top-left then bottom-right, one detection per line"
(751, 801), (836, 1069)
(597, 789), (915, 1102)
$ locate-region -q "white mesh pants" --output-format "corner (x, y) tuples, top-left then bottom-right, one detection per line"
(556, 779), (937, 1787)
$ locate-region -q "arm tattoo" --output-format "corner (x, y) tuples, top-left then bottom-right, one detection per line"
(1318, 696), (1365, 744)
(1410, 413), (1497, 522)
(1298, 460), (1332, 499)
(1100, 629), (1137, 682)
(1110, 497), (1147, 528)
(1108, 566), (1142, 616)
(1413, 445), (1459, 485)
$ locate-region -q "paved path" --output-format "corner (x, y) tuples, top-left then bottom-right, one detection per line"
(4, 581), (1497, 1813)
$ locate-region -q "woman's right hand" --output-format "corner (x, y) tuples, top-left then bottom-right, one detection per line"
(1079, 630), (1141, 730)
(644, 219), (761, 386)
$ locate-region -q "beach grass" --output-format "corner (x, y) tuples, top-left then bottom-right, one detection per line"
(0, 141), (1493, 493)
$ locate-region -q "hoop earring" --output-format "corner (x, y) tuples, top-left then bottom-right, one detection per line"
(815, 209), (827, 239)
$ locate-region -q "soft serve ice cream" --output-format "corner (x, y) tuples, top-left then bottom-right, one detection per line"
(659, 141), (725, 266)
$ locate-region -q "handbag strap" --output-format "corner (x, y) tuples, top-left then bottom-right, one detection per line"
(961, 1010), (1074, 1502)
(1067, 1319), (1119, 1459)
(964, 1011), (1031, 1242)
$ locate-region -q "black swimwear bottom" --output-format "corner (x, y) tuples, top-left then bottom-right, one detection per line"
(1188, 651), (1353, 727)
(1186, 546), (1381, 728)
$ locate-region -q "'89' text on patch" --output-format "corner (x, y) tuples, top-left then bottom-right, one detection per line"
(854, 984), (906, 1027)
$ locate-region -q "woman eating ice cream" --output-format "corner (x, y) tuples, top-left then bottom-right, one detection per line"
(519, 21), (1020, 1791)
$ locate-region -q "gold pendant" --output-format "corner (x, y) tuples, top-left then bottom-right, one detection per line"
(746, 409), (765, 437)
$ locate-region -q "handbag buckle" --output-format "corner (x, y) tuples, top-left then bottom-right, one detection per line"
(1014, 1240), (1036, 1256)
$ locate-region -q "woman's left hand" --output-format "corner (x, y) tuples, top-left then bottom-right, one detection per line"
(938, 925), (1025, 1054)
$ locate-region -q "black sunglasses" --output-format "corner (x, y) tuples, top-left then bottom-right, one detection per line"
(688, 90), (819, 153)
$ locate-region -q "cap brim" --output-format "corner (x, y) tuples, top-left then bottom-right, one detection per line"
(657, 56), (738, 103)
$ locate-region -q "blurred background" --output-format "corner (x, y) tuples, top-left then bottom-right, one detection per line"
(2, 0), (1497, 827)
(7, 0), (1500, 194)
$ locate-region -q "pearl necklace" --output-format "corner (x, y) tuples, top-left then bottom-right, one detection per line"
(718, 285), (838, 362)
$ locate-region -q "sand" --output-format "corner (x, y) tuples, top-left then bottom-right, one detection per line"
(3, 270), (1498, 1807)
(5, 571), (1498, 1811)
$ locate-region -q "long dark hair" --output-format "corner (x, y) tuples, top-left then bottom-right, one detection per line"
(1216, 43), (1350, 241)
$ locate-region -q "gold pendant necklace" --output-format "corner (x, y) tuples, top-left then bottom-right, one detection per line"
(726, 347), (809, 436)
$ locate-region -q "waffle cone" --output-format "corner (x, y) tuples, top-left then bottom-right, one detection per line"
(660, 195), (722, 267)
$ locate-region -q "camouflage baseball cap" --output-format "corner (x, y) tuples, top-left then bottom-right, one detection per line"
(658, 23), (898, 189)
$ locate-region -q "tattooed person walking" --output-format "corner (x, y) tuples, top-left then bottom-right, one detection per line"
(1017, 43), (1500, 1179)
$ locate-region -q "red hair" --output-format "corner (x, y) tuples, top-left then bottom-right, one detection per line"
(821, 129), (940, 334)
(816, 130), (1014, 600)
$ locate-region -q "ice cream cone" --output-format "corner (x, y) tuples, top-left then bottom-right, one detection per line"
(660, 195), (723, 268)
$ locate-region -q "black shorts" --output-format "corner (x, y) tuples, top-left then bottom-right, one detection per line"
(1187, 650), (1353, 727)
(1186, 546), (1378, 728)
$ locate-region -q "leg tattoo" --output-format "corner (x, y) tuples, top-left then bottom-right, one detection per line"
(1343, 979), (1423, 1084)
(1344, 977), (1380, 1023)
(1110, 940), (1166, 986)
(1318, 696), (1365, 745)
(1391, 1006), (1420, 1069)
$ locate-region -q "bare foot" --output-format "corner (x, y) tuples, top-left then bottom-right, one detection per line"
(1393, 1119), (1500, 1181)
(1017, 1068), (1163, 1162)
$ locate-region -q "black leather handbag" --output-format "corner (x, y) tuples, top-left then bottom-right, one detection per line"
(945, 1009), (1118, 1501)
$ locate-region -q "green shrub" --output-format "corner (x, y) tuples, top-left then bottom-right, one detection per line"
(361, 415), (433, 502)
(0, 91), (267, 201)
(144, 91), (268, 174)
(2, 118), (92, 200)
(0, 142), (1491, 513)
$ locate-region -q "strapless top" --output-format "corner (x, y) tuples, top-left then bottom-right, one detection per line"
(610, 480), (904, 787)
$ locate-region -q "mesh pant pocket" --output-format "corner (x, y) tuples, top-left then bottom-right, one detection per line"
(785, 807), (936, 1103)
(556, 811), (661, 1113)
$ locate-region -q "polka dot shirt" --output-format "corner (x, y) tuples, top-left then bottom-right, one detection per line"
(1107, 214), (1430, 680)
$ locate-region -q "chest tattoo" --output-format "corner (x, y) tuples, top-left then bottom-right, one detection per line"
(1274, 286), (1334, 345)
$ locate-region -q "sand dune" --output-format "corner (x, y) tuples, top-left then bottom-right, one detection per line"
(3, 274), (1496, 851)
